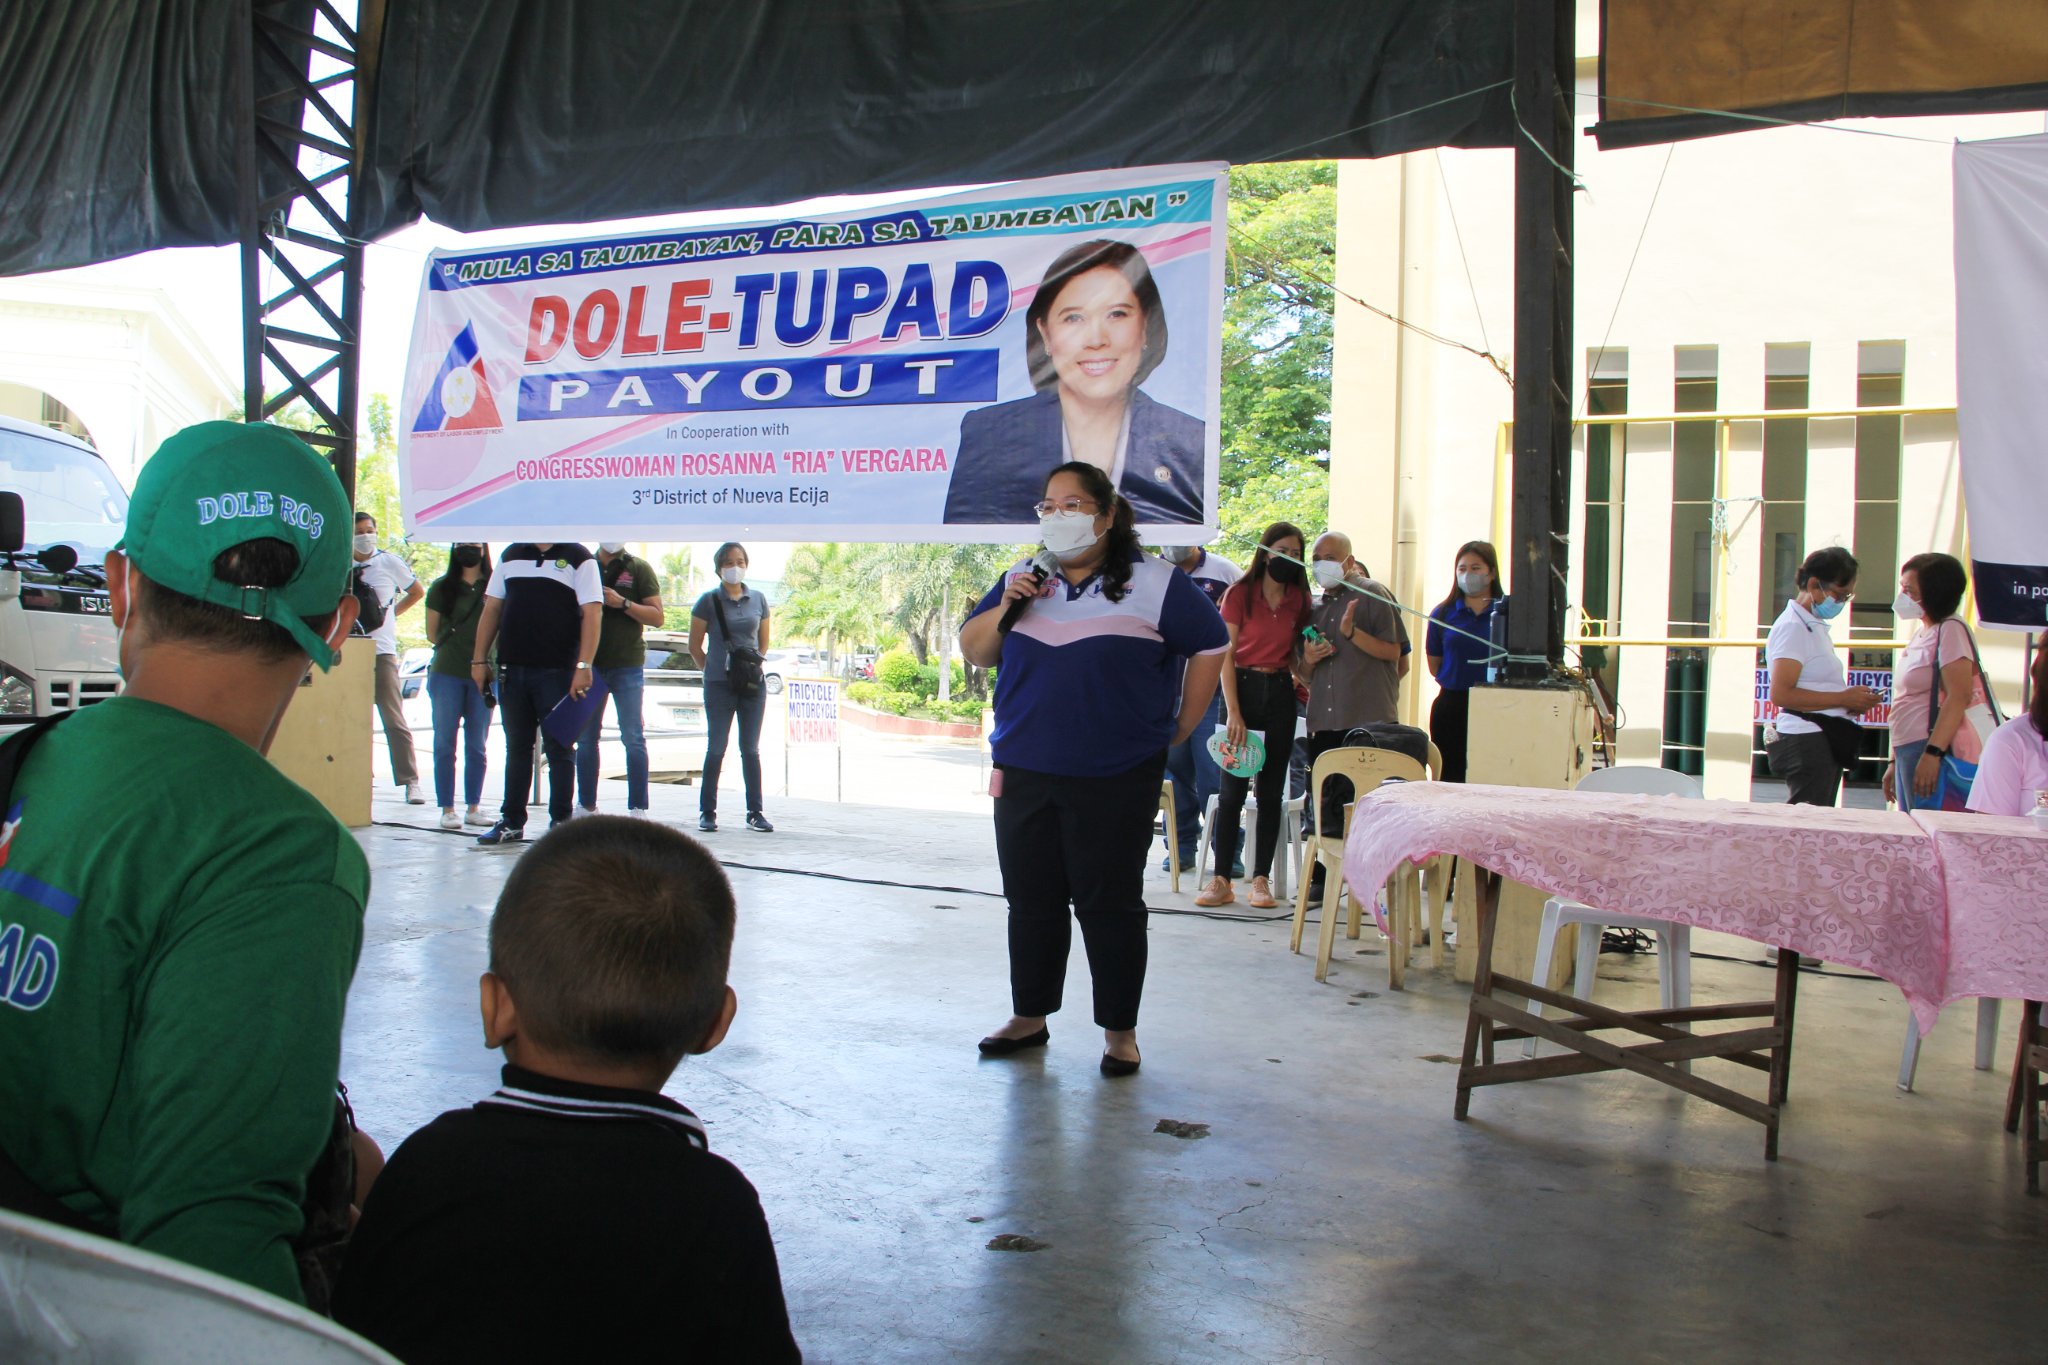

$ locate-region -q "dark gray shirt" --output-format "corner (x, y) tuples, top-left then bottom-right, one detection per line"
(693, 587), (767, 684)
(1303, 578), (1409, 731)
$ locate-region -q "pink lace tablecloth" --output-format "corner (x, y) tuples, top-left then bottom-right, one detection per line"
(1343, 782), (1950, 1031)
(1911, 810), (2048, 1006)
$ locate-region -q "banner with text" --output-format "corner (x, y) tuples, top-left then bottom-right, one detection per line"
(398, 164), (1226, 542)
(1955, 134), (2048, 631)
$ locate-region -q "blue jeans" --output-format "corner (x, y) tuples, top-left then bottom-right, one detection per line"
(1162, 693), (1222, 863)
(576, 664), (649, 810)
(426, 670), (491, 810)
(1893, 738), (1928, 814)
(497, 665), (574, 829)
(701, 679), (766, 816)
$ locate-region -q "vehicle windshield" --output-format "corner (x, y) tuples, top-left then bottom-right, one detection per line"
(0, 427), (128, 561)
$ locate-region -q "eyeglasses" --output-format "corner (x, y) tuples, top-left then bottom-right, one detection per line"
(1815, 583), (1855, 603)
(1032, 498), (1100, 517)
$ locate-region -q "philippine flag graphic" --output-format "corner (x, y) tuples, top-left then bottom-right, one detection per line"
(0, 802), (19, 870)
(412, 323), (505, 434)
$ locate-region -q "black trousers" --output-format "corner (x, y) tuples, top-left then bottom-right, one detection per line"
(1213, 669), (1297, 878)
(497, 665), (574, 828)
(1767, 729), (1842, 806)
(1429, 687), (1471, 784)
(1300, 729), (1359, 839)
(993, 754), (1164, 1031)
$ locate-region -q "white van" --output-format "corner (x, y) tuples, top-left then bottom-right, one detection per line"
(0, 415), (123, 722)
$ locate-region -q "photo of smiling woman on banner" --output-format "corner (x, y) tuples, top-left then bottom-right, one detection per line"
(944, 239), (1206, 528)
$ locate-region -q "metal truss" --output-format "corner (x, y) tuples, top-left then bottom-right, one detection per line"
(236, 0), (369, 500)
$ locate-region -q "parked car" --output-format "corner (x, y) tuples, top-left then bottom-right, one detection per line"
(396, 646), (433, 700)
(641, 631), (708, 732)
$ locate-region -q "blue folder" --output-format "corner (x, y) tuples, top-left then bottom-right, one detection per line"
(541, 672), (611, 748)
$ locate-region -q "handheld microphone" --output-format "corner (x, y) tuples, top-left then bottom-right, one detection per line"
(998, 549), (1062, 633)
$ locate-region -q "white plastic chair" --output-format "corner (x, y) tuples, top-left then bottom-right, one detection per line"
(1200, 789), (1300, 900)
(1525, 766), (1703, 1059)
(0, 1209), (399, 1361)
(1896, 1000), (2003, 1092)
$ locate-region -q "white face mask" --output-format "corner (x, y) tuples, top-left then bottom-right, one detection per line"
(1458, 569), (1491, 596)
(720, 565), (745, 585)
(352, 533), (377, 557)
(599, 541), (625, 554)
(1892, 591), (1924, 622)
(1312, 560), (1345, 590)
(1040, 510), (1103, 561)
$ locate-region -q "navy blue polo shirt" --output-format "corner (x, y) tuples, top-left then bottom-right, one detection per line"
(1424, 595), (1501, 691)
(972, 553), (1228, 778)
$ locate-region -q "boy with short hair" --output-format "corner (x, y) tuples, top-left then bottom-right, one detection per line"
(333, 817), (798, 1362)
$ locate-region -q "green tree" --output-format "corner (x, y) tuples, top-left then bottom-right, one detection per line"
(777, 542), (884, 667)
(1215, 162), (1335, 563)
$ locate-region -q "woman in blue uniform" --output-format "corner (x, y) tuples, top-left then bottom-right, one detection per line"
(959, 461), (1226, 1075)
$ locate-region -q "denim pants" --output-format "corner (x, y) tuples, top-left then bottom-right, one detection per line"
(701, 678), (766, 816)
(576, 664), (649, 810)
(1892, 738), (1929, 814)
(1162, 692), (1222, 862)
(497, 665), (574, 829)
(426, 670), (491, 810)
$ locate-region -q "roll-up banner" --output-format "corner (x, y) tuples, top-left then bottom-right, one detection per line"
(398, 164), (1226, 543)
(1954, 133), (2048, 631)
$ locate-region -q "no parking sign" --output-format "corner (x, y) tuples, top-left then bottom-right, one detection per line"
(784, 678), (842, 801)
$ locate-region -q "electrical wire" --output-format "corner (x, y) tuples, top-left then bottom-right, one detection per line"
(372, 819), (1315, 922)
(1589, 92), (1959, 146)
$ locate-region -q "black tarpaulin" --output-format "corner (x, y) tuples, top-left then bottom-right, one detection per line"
(0, 0), (1515, 275)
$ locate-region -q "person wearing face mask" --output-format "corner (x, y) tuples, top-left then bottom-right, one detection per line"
(1195, 522), (1312, 910)
(0, 421), (366, 1302)
(1298, 532), (1412, 856)
(960, 462), (1227, 1075)
(1156, 542), (1242, 875)
(1423, 541), (1505, 785)
(354, 512), (425, 804)
(423, 543), (496, 830)
(575, 542), (664, 819)
(691, 543), (773, 833)
(943, 239), (1206, 528)
(1883, 552), (1987, 813)
(1765, 546), (1884, 807)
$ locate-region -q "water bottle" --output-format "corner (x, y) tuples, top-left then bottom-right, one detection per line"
(1485, 595), (1510, 684)
(2029, 790), (2048, 833)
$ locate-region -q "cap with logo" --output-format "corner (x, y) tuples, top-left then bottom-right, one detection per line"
(116, 420), (355, 669)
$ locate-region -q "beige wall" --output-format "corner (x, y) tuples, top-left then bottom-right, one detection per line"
(1329, 98), (2047, 793)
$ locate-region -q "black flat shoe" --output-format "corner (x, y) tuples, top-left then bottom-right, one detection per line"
(977, 1026), (1049, 1056)
(1099, 1051), (1142, 1078)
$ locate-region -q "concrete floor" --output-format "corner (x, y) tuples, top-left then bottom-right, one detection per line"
(344, 774), (2047, 1364)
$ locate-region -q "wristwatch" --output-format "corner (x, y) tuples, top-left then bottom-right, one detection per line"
(1924, 743), (1948, 759)
(576, 662), (591, 670)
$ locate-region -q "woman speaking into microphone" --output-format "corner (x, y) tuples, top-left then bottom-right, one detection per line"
(959, 462), (1227, 1076)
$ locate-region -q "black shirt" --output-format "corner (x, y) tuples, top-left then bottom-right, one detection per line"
(489, 544), (602, 669)
(334, 1064), (800, 1363)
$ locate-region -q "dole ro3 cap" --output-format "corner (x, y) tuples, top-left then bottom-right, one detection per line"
(117, 420), (354, 669)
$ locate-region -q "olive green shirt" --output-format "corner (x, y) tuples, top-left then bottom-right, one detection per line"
(594, 552), (661, 670)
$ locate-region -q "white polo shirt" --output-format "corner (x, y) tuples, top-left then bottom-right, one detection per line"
(1764, 597), (1846, 736)
(356, 550), (418, 658)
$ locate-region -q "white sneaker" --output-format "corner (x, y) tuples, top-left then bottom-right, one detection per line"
(463, 808), (492, 827)
(628, 807), (654, 820)
(572, 806), (597, 819)
(404, 782), (425, 805)
(439, 810), (461, 830)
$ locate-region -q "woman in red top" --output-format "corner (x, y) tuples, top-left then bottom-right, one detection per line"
(1197, 522), (1311, 908)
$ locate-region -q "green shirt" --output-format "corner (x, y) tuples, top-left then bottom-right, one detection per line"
(594, 552), (660, 670)
(424, 572), (491, 678)
(0, 698), (369, 1303)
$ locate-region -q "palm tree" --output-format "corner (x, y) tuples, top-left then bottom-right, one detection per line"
(779, 542), (884, 669)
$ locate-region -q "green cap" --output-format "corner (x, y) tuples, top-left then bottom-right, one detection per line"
(116, 420), (355, 670)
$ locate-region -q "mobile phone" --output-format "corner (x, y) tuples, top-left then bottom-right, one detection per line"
(1302, 625), (1326, 646)
(481, 680), (497, 710)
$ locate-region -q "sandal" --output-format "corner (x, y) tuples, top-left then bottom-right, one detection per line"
(1194, 876), (1235, 907)
(1246, 876), (1278, 909)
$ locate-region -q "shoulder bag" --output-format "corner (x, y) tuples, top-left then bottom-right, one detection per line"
(711, 589), (766, 698)
(1926, 619), (2006, 811)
